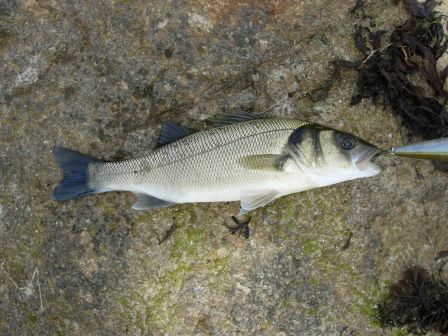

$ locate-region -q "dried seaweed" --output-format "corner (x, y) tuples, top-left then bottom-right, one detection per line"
(340, 0), (448, 170)
(378, 267), (448, 335)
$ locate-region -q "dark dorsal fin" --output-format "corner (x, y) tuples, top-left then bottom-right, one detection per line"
(207, 112), (263, 127)
(158, 120), (194, 146)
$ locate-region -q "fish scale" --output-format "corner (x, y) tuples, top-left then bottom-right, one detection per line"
(92, 118), (307, 202)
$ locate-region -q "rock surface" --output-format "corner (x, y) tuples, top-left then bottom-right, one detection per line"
(1, 0), (448, 335)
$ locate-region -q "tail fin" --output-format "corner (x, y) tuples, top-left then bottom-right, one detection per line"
(52, 147), (104, 201)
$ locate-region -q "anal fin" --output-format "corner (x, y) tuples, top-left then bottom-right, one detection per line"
(132, 193), (175, 210)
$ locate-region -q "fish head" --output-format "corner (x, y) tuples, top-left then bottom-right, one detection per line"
(288, 126), (382, 184)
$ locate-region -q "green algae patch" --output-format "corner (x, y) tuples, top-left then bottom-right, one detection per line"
(118, 256), (231, 334)
(117, 262), (194, 333)
(352, 284), (385, 327)
(171, 226), (206, 260)
(391, 327), (409, 336)
(300, 237), (320, 256)
(269, 193), (313, 236)
(97, 198), (116, 216)
(206, 256), (230, 292)
(116, 204), (232, 334)
(145, 263), (194, 328)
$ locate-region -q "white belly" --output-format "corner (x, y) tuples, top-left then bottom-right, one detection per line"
(128, 170), (317, 205)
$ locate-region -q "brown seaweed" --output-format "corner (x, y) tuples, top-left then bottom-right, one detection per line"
(378, 267), (448, 335)
(340, 0), (448, 171)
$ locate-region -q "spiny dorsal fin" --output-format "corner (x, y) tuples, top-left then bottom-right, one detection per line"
(239, 154), (288, 171)
(158, 120), (194, 146)
(240, 190), (278, 214)
(132, 193), (175, 210)
(207, 112), (263, 127)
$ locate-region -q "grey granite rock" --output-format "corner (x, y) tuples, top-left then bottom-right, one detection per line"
(1, 0), (447, 335)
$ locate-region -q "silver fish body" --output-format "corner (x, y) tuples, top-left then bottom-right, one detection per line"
(53, 115), (382, 213)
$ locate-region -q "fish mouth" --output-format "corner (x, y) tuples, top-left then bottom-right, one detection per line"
(354, 147), (382, 173)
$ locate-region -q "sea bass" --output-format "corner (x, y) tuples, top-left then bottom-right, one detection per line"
(53, 114), (382, 214)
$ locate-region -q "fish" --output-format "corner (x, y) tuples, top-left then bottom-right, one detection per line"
(52, 113), (382, 214)
(390, 137), (448, 161)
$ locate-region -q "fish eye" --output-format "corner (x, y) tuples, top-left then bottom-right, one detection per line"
(337, 134), (356, 150)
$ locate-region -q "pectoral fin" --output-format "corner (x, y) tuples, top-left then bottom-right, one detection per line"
(132, 193), (175, 210)
(239, 154), (288, 171)
(240, 190), (278, 214)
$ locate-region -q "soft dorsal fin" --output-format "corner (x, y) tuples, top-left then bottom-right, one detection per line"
(132, 193), (175, 210)
(239, 154), (288, 171)
(208, 112), (263, 127)
(239, 190), (278, 214)
(158, 120), (194, 146)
